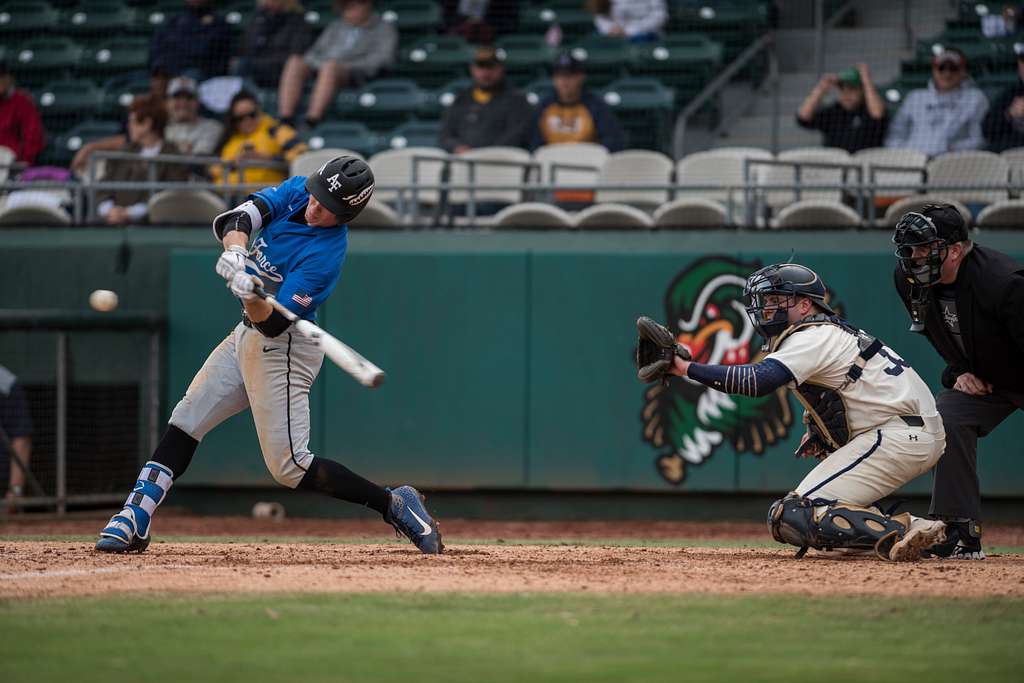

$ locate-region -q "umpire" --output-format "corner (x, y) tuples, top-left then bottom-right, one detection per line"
(892, 204), (1024, 559)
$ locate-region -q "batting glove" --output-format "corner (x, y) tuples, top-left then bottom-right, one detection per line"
(215, 244), (248, 282)
(229, 271), (263, 301)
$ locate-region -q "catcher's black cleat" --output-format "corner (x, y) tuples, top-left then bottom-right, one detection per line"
(923, 519), (986, 560)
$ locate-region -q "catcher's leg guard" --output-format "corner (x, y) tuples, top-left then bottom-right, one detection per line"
(96, 461), (174, 553)
(768, 494), (911, 560)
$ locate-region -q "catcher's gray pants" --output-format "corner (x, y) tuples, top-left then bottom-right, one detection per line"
(929, 389), (1024, 521)
(169, 322), (325, 488)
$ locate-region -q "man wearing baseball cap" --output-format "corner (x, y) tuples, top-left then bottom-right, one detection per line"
(982, 42), (1024, 152)
(438, 46), (534, 153)
(165, 76), (223, 156)
(796, 63), (887, 153)
(885, 47), (989, 156)
(528, 51), (624, 151)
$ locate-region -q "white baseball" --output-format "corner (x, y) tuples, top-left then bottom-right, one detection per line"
(89, 289), (119, 312)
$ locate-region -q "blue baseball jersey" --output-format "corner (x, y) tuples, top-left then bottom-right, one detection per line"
(243, 176), (348, 321)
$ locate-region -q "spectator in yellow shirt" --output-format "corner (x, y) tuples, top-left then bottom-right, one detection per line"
(212, 90), (306, 185)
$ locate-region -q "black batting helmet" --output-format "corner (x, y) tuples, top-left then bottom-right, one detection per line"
(892, 204), (968, 287)
(743, 263), (834, 341)
(304, 155), (375, 224)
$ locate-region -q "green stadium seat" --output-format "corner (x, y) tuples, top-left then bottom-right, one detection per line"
(335, 78), (428, 131)
(131, 3), (179, 34)
(630, 34), (723, 106)
(78, 36), (149, 78)
(223, 0), (253, 34)
(41, 119), (122, 166)
(62, 1), (136, 36)
(9, 37), (83, 87)
(523, 77), (554, 107)
(421, 77), (470, 117)
(519, 2), (593, 40)
(669, 1), (769, 64)
(99, 73), (151, 117)
(391, 35), (475, 89)
(385, 119), (442, 150)
(35, 79), (104, 127)
(913, 36), (997, 71)
(302, 0), (333, 32)
(600, 77), (675, 153)
(379, 0), (442, 39)
(0, 2), (61, 37)
(568, 35), (633, 89)
(306, 121), (384, 157)
(496, 34), (556, 87)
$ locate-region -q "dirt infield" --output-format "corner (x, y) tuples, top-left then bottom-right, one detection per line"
(3, 517), (1023, 601)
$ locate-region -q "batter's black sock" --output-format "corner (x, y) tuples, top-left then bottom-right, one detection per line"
(151, 425), (199, 480)
(297, 457), (391, 516)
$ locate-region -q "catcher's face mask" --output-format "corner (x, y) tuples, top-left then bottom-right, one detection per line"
(744, 275), (797, 342)
(892, 212), (948, 287)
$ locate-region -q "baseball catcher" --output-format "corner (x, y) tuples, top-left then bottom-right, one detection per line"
(95, 156), (443, 555)
(636, 262), (947, 561)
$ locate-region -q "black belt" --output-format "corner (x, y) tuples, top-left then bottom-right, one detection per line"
(900, 415), (924, 427)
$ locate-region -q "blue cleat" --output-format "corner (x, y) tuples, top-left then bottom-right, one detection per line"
(386, 486), (443, 554)
(95, 507), (151, 553)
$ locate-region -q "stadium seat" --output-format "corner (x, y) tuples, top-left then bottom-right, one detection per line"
(393, 35), (475, 89)
(147, 189), (227, 225)
(569, 35), (632, 88)
(0, 192), (72, 226)
(523, 77), (554, 107)
(772, 199), (862, 229)
(99, 72), (151, 117)
(447, 146), (533, 207)
(300, 0), (333, 31)
(378, 0), (443, 40)
(601, 77), (675, 152)
(495, 34), (556, 86)
(676, 147), (773, 218)
(78, 36), (149, 78)
(306, 122), (383, 157)
(0, 2), (61, 38)
(853, 147), (928, 201)
(349, 200), (402, 228)
(62, 1), (136, 35)
(10, 37), (83, 87)
(882, 195), (973, 227)
(630, 34), (723, 107)
(385, 119), (442, 149)
(290, 148), (365, 177)
(533, 142), (608, 184)
(595, 149), (673, 210)
(43, 119), (122, 167)
(999, 147), (1024, 187)
(421, 78), (470, 118)
(759, 147), (853, 212)
(670, 1), (769, 64)
(35, 79), (104, 128)
(574, 202), (654, 229)
(976, 199), (1024, 228)
(0, 145), (15, 183)
(132, 3), (179, 33)
(222, 0), (253, 33)
(926, 151), (1009, 204)
(519, 2), (594, 39)
(492, 202), (575, 229)
(652, 197), (729, 228)
(335, 79), (427, 131)
(369, 146), (446, 208)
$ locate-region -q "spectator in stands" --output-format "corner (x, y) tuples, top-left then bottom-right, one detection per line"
(981, 4), (1022, 37)
(529, 52), (625, 151)
(982, 42), (1024, 152)
(149, 0), (232, 81)
(165, 77), (224, 156)
(212, 90), (306, 186)
(885, 48), (989, 157)
(97, 95), (188, 225)
(586, 0), (667, 42)
(439, 46), (534, 153)
(1, 364), (32, 514)
(0, 61), (45, 166)
(235, 0), (314, 89)
(442, 0), (519, 44)
(796, 64), (887, 153)
(277, 0), (398, 129)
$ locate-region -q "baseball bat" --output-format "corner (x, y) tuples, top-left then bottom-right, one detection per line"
(253, 286), (386, 388)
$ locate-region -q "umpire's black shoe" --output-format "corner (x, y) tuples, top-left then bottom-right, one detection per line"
(923, 519), (986, 560)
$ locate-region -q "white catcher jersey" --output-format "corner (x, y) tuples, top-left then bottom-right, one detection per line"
(765, 324), (938, 437)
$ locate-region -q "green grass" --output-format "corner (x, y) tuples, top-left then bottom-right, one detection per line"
(1, 593), (1022, 683)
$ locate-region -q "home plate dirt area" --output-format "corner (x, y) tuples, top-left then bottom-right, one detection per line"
(2, 518), (1023, 600)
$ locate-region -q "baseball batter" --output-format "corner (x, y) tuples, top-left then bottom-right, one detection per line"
(637, 263), (946, 561)
(95, 156), (443, 554)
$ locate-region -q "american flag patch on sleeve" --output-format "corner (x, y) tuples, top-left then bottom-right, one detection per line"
(291, 292), (313, 308)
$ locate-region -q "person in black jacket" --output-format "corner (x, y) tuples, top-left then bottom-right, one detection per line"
(235, 0), (313, 88)
(149, 0), (232, 80)
(437, 46), (534, 153)
(892, 204), (1024, 559)
(982, 42), (1024, 152)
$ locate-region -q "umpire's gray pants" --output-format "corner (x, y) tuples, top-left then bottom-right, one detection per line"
(169, 322), (325, 488)
(930, 388), (1024, 521)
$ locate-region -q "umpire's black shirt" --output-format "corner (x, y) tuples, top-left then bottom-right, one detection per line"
(894, 244), (1024, 392)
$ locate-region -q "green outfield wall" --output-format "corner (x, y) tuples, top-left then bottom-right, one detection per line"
(2, 228), (1022, 497)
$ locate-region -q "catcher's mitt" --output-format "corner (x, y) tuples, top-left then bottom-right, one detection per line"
(636, 316), (691, 384)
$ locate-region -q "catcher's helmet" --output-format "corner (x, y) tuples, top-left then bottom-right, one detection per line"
(892, 204), (968, 288)
(304, 155), (375, 224)
(743, 263), (834, 341)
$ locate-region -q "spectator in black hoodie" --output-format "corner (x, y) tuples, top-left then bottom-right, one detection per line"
(235, 0), (314, 88)
(982, 41), (1024, 151)
(149, 0), (232, 80)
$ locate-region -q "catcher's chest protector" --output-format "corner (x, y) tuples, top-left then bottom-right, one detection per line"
(770, 315), (884, 452)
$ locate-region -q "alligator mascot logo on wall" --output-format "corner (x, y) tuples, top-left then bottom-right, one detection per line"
(641, 255), (796, 485)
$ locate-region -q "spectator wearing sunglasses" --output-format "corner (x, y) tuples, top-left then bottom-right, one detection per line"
(982, 42), (1024, 152)
(885, 48), (989, 157)
(212, 90), (307, 186)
